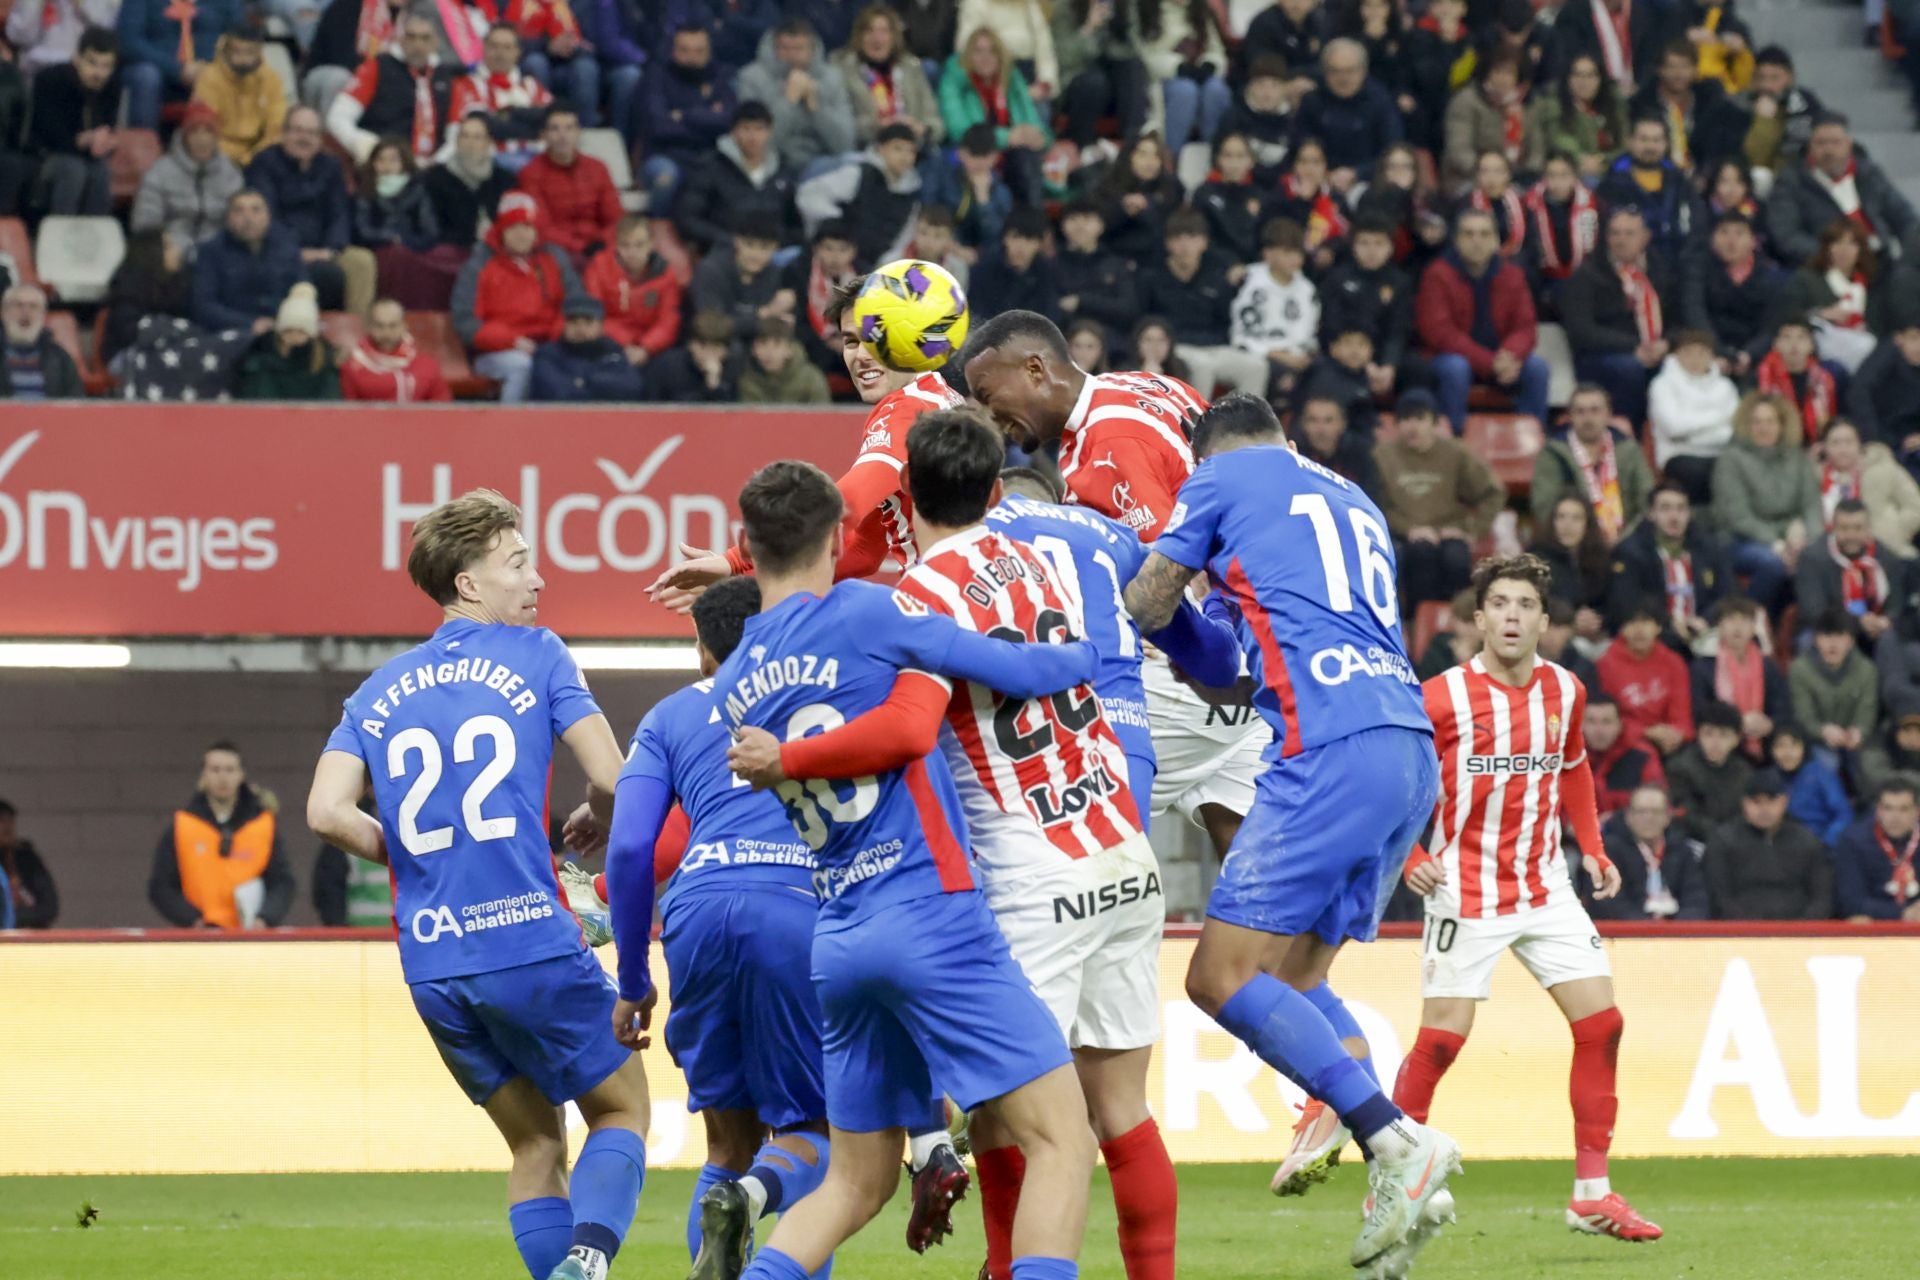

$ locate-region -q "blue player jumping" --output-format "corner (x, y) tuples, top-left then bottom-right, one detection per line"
(306, 489), (648, 1280)
(712, 460), (1102, 1280)
(1122, 395), (1459, 1278)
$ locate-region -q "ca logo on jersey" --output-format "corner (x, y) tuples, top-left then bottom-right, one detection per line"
(412, 906), (462, 943)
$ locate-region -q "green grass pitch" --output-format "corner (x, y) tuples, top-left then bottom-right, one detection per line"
(2, 1159), (1911, 1279)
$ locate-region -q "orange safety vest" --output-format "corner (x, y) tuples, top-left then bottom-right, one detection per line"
(173, 809), (275, 929)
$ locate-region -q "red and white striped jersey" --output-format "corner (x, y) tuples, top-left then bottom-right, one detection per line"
(844, 373), (964, 571)
(1426, 656), (1588, 918)
(1058, 371), (1208, 540)
(897, 525), (1143, 881)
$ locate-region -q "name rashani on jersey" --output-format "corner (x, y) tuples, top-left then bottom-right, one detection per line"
(1151, 443), (1430, 760)
(985, 495), (1153, 749)
(896, 525), (1143, 876)
(325, 619), (601, 983)
(1426, 656), (1588, 919)
(1056, 371), (1207, 538)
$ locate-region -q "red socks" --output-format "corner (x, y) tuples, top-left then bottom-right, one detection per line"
(1101, 1118), (1177, 1280)
(1569, 1007), (1624, 1180)
(1392, 1026), (1467, 1124)
(976, 1144), (1026, 1280)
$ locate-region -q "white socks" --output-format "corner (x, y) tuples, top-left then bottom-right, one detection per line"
(1364, 1118), (1422, 1164)
(738, 1174), (770, 1220)
(1574, 1177), (1612, 1203)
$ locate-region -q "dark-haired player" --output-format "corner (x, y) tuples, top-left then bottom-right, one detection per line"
(1123, 393), (1455, 1278)
(1394, 553), (1661, 1243)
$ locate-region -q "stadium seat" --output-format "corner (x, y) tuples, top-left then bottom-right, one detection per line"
(321, 310), (366, 353)
(35, 216), (126, 304)
(1535, 322), (1577, 407)
(44, 310), (88, 380)
(0, 216), (42, 288)
(1411, 599), (1452, 662)
(406, 310), (494, 399)
(1176, 142), (1210, 195)
(1463, 413), (1544, 497)
(108, 129), (162, 206)
(263, 41), (300, 109)
(81, 310), (116, 396)
(578, 128), (644, 212)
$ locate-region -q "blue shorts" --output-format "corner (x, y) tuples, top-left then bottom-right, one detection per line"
(814, 891), (1072, 1133)
(1208, 725), (1438, 944)
(409, 947), (630, 1106)
(661, 884), (827, 1130)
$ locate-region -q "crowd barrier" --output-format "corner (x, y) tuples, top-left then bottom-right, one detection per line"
(4, 926), (1916, 1174)
(0, 403), (861, 638)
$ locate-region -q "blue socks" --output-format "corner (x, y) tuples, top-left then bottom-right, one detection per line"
(570, 1128), (646, 1260)
(686, 1162), (731, 1260)
(1304, 981), (1380, 1087)
(1012, 1258), (1080, 1280)
(748, 1131), (831, 1216)
(508, 1196), (572, 1279)
(742, 1245), (811, 1280)
(1216, 973), (1402, 1140)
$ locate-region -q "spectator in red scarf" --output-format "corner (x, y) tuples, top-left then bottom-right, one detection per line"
(1530, 383), (1656, 540)
(1691, 596), (1788, 757)
(341, 297), (452, 401)
(1795, 498), (1905, 651)
(325, 11), (456, 164)
(1598, 598), (1697, 755)
(444, 23), (553, 170)
(582, 215), (683, 370)
(1416, 207), (1549, 434)
(937, 26), (1049, 208)
(832, 3), (944, 149)
(1606, 480), (1732, 646)
(1766, 113), (1918, 272)
(1816, 418), (1920, 558)
(1585, 692), (1668, 817)
(450, 190), (585, 402)
(1831, 776), (1920, 921)
(1271, 138), (1351, 273)
(1680, 209), (1778, 379)
(515, 107), (622, 265)
(1589, 784), (1710, 920)
(1774, 219), (1883, 376)
(1460, 150), (1527, 264)
(1441, 52), (1529, 194)
(1522, 151), (1599, 316)
(1755, 319), (1834, 438)
(778, 218), (858, 379)
(1563, 205), (1673, 430)
(1292, 37), (1401, 191)
(1703, 159), (1765, 250)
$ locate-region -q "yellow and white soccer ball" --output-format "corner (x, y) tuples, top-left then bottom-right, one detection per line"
(850, 258), (971, 373)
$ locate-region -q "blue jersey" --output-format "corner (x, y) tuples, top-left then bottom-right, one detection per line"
(1154, 444), (1430, 759)
(325, 619), (601, 983)
(986, 495), (1152, 757)
(622, 678), (817, 915)
(710, 579), (1098, 928)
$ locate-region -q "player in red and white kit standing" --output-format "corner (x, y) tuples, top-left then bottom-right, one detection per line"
(1395, 553), (1662, 1242)
(648, 282), (964, 606)
(961, 310), (1268, 855)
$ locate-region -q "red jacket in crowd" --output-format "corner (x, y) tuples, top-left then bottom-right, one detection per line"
(340, 334), (452, 402)
(473, 0), (580, 44)
(1415, 250), (1538, 378)
(1597, 640), (1696, 752)
(583, 248), (683, 356)
(516, 152), (622, 255)
(1590, 737), (1667, 816)
(470, 209), (571, 353)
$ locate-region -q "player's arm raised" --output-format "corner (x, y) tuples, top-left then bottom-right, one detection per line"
(306, 750), (387, 865)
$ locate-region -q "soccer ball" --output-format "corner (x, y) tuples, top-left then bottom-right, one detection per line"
(851, 259), (971, 373)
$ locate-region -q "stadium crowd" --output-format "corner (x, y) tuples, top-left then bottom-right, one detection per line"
(2, 0), (1920, 929)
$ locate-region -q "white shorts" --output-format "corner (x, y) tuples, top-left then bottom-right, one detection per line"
(985, 834), (1164, 1051)
(1420, 897), (1612, 1001)
(1142, 656), (1268, 825)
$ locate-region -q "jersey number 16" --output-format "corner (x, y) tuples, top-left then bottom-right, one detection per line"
(1292, 493), (1398, 628)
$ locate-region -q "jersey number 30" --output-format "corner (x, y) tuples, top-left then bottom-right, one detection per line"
(1291, 493), (1398, 627)
(386, 715), (518, 856)
(775, 704), (880, 850)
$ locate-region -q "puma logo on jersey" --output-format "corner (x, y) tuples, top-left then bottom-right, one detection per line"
(1092, 452), (1119, 471)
